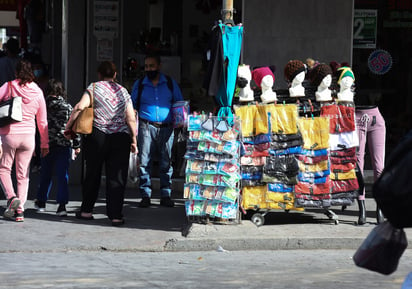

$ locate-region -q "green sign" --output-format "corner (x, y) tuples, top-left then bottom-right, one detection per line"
(354, 9), (377, 49)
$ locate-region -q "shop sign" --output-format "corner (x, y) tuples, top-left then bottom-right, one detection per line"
(368, 49), (393, 75)
(0, 0), (17, 11)
(383, 10), (412, 28)
(93, 0), (119, 39)
(388, 0), (412, 10)
(353, 9), (377, 49)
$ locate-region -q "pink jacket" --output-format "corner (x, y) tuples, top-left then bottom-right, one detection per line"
(0, 80), (49, 148)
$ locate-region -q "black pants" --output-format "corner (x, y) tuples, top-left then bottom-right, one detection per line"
(81, 128), (131, 220)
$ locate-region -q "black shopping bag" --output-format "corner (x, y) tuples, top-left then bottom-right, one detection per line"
(353, 221), (408, 275)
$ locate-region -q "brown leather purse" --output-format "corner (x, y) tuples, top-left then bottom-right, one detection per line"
(72, 83), (94, 134)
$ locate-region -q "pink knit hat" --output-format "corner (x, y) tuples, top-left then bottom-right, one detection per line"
(252, 67), (275, 89)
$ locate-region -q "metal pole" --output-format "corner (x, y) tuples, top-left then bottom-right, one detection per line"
(221, 0), (234, 23)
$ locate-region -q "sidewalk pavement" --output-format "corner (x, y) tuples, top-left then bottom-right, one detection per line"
(1, 174), (411, 253)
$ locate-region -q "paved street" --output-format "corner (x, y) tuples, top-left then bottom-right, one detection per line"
(0, 174), (411, 288)
(1, 250), (411, 289)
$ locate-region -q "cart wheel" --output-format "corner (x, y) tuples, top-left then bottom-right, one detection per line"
(251, 213), (265, 227)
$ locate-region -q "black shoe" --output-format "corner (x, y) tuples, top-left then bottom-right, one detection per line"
(56, 204), (67, 217)
(160, 197), (175, 207)
(34, 200), (46, 212)
(357, 199), (366, 225)
(139, 197), (151, 208)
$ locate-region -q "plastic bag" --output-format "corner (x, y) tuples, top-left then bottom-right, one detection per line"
(128, 153), (139, 183)
(172, 100), (189, 128)
(353, 221), (408, 275)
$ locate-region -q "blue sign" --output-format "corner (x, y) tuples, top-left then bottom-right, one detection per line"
(368, 49), (392, 75)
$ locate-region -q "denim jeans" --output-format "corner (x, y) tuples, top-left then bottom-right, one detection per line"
(138, 121), (174, 198)
(37, 146), (71, 204)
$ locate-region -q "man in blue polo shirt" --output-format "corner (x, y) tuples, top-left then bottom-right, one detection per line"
(131, 53), (183, 208)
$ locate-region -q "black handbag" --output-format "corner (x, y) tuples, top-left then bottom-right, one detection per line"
(0, 82), (23, 127)
(353, 221), (408, 275)
(373, 130), (412, 228)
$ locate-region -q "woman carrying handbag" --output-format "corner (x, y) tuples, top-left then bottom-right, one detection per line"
(65, 61), (137, 226)
(0, 59), (49, 222)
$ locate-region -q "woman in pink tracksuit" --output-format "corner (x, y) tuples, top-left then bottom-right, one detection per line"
(0, 59), (49, 222)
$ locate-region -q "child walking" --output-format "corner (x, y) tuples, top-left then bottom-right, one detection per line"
(35, 79), (81, 216)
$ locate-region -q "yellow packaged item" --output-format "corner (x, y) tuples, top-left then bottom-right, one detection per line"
(330, 169), (357, 180)
(234, 105), (257, 137)
(298, 160), (329, 172)
(267, 201), (296, 210)
(255, 103), (276, 135)
(272, 104), (298, 134)
(241, 186), (266, 209)
(265, 191), (294, 203)
(298, 117), (330, 150)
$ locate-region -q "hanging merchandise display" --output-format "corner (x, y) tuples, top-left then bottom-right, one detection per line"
(183, 113), (242, 223)
(203, 20), (244, 123)
(294, 116), (332, 208)
(320, 103), (359, 206)
(235, 103), (304, 226)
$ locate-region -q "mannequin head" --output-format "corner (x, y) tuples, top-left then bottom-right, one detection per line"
(237, 64), (254, 102)
(315, 74), (333, 101)
(237, 64), (252, 83)
(337, 66), (355, 87)
(252, 66), (275, 89)
(319, 74), (332, 88)
(284, 60), (306, 84)
(260, 74), (274, 89)
(292, 71), (305, 84)
(309, 63), (332, 87)
(336, 66), (355, 101)
(284, 60), (306, 97)
(251, 66), (277, 103)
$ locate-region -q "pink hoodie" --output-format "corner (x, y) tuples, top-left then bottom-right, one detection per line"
(0, 80), (49, 148)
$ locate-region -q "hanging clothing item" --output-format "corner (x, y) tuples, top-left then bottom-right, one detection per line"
(330, 170), (357, 181)
(329, 130), (359, 151)
(234, 104), (256, 137)
(273, 104), (299, 134)
(298, 117), (330, 150)
(204, 22), (243, 120)
(320, 104), (356, 134)
(298, 160), (329, 173)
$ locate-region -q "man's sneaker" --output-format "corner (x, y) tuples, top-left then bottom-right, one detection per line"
(139, 197), (151, 208)
(15, 212), (24, 222)
(34, 200), (46, 212)
(160, 197), (175, 207)
(3, 197), (21, 219)
(56, 204), (67, 217)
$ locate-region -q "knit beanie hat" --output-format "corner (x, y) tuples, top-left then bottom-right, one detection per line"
(309, 63), (333, 87)
(252, 67), (275, 89)
(336, 66), (355, 85)
(284, 60), (305, 83)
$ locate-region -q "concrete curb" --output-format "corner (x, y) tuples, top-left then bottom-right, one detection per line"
(164, 237), (367, 252)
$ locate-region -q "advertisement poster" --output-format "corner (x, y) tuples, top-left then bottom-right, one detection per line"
(94, 0), (119, 39)
(353, 9), (377, 49)
(97, 39), (113, 61)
